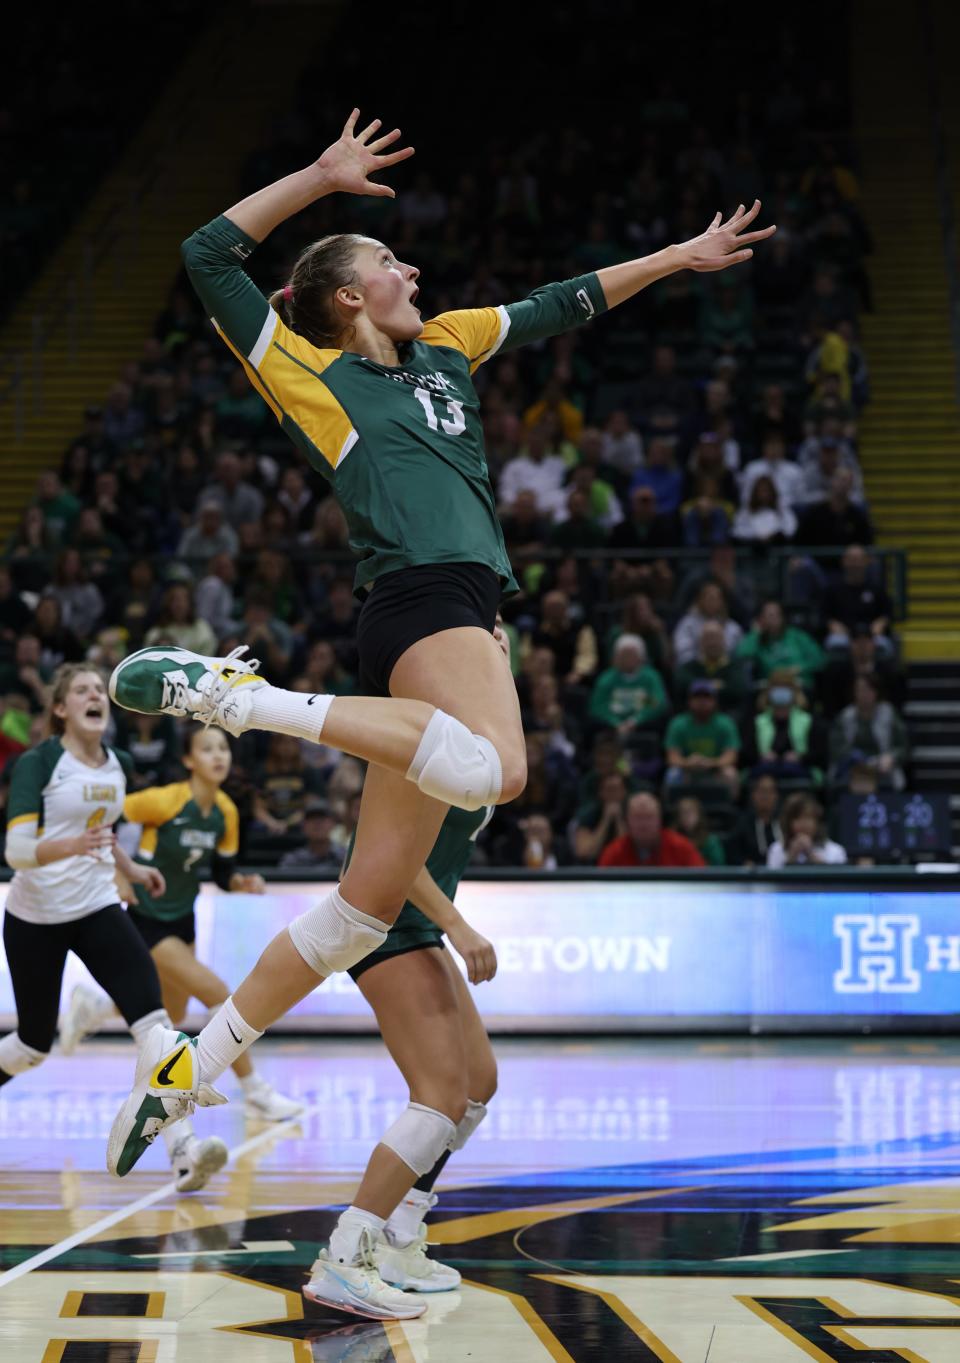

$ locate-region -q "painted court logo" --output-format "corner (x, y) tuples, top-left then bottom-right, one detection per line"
(833, 914), (921, 993)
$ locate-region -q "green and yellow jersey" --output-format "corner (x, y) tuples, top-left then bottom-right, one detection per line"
(123, 782), (240, 921)
(345, 802), (493, 976)
(182, 215), (607, 595)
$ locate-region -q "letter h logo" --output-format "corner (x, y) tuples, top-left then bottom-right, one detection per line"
(833, 914), (921, 993)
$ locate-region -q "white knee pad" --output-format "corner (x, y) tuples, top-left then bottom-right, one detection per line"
(380, 1101), (457, 1176)
(406, 710), (502, 811)
(288, 886), (388, 975)
(0, 1032), (47, 1075)
(451, 1098), (488, 1151)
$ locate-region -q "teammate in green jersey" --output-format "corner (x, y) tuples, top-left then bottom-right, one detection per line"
(61, 726), (303, 1124)
(106, 110), (775, 1186)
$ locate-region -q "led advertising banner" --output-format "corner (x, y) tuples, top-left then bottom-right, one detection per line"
(1, 879), (959, 1032)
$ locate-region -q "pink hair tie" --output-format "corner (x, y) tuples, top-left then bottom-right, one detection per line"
(282, 284), (294, 302)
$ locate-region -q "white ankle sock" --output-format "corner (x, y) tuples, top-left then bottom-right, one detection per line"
(247, 685), (334, 742)
(196, 997), (262, 1084)
(385, 1188), (435, 1247)
(130, 1009), (172, 1051)
(162, 1115), (195, 1155)
(328, 1206), (386, 1265)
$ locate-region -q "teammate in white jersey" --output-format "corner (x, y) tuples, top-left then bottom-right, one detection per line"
(1, 663), (228, 1191)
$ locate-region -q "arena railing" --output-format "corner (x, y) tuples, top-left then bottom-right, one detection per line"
(155, 544), (909, 623)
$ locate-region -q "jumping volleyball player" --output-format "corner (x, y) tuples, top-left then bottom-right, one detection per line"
(1, 664), (227, 1192)
(105, 111), (773, 1212)
(61, 725), (303, 1123)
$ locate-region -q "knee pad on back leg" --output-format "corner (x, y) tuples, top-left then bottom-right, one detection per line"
(406, 710), (503, 811)
(0, 1032), (47, 1075)
(379, 1101), (457, 1176)
(288, 886), (388, 975)
(451, 1098), (488, 1151)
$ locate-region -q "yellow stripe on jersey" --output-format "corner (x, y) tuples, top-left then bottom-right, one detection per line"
(124, 782), (193, 859)
(420, 307), (511, 373)
(6, 813), (38, 830)
(216, 326), (284, 423)
(215, 790), (240, 857)
(213, 301), (355, 469)
(261, 332), (356, 470)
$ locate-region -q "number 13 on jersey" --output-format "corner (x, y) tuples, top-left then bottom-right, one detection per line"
(415, 387), (466, 436)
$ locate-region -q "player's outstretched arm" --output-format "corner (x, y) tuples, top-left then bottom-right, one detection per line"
(221, 109), (414, 243)
(444, 203), (775, 370)
(181, 110), (413, 373)
(596, 200), (776, 309)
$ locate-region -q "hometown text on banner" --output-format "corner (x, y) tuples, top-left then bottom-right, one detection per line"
(1, 880), (959, 1031)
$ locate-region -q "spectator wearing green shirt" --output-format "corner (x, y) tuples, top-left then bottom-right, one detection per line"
(664, 679), (740, 797)
(673, 619), (750, 717)
(33, 469), (81, 545)
(562, 462), (623, 533)
(572, 770), (629, 864)
(672, 796), (727, 866)
(588, 634), (670, 737)
(735, 599), (825, 690)
(743, 679), (827, 785)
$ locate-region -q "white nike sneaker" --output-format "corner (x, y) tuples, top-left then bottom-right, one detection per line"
(303, 1227), (426, 1321)
(60, 984), (112, 1055)
(243, 1078), (305, 1122)
(375, 1226), (461, 1292)
(109, 644), (267, 735)
(106, 1024), (227, 1178)
(171, 1134), (229, 1193)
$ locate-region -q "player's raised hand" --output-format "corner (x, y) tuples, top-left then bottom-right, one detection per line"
(315, 110), (415, 199)
(679, 200), (776, 272)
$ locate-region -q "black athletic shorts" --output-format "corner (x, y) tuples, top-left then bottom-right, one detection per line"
(348, 932), (445, 983)
(357, 562), (501, 697)
(126, 906), (196, 950)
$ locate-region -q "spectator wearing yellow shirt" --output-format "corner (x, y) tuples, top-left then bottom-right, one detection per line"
(522, 376), (584, 445)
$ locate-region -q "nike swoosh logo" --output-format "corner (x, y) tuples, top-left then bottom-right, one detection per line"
(306, 695), (321, 706)
(156, 1047), (186, 1087)
(227, 1021), (242, 1044)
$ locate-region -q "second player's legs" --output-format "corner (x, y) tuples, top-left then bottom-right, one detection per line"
(70, 906), (164, 1027)
(152, 937), (253, 1079)
(440, 947), (498, 1107)
(352, 946), (469, 1219)
(0, 913), (72, 1079)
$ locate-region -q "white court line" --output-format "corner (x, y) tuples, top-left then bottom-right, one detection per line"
(134, 1239), (295, 1259)
(717, 1248), (857, 1264)
(0, 1102), (323, 1290)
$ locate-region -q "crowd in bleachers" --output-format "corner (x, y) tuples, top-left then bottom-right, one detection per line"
(1, 6), (914, 870)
